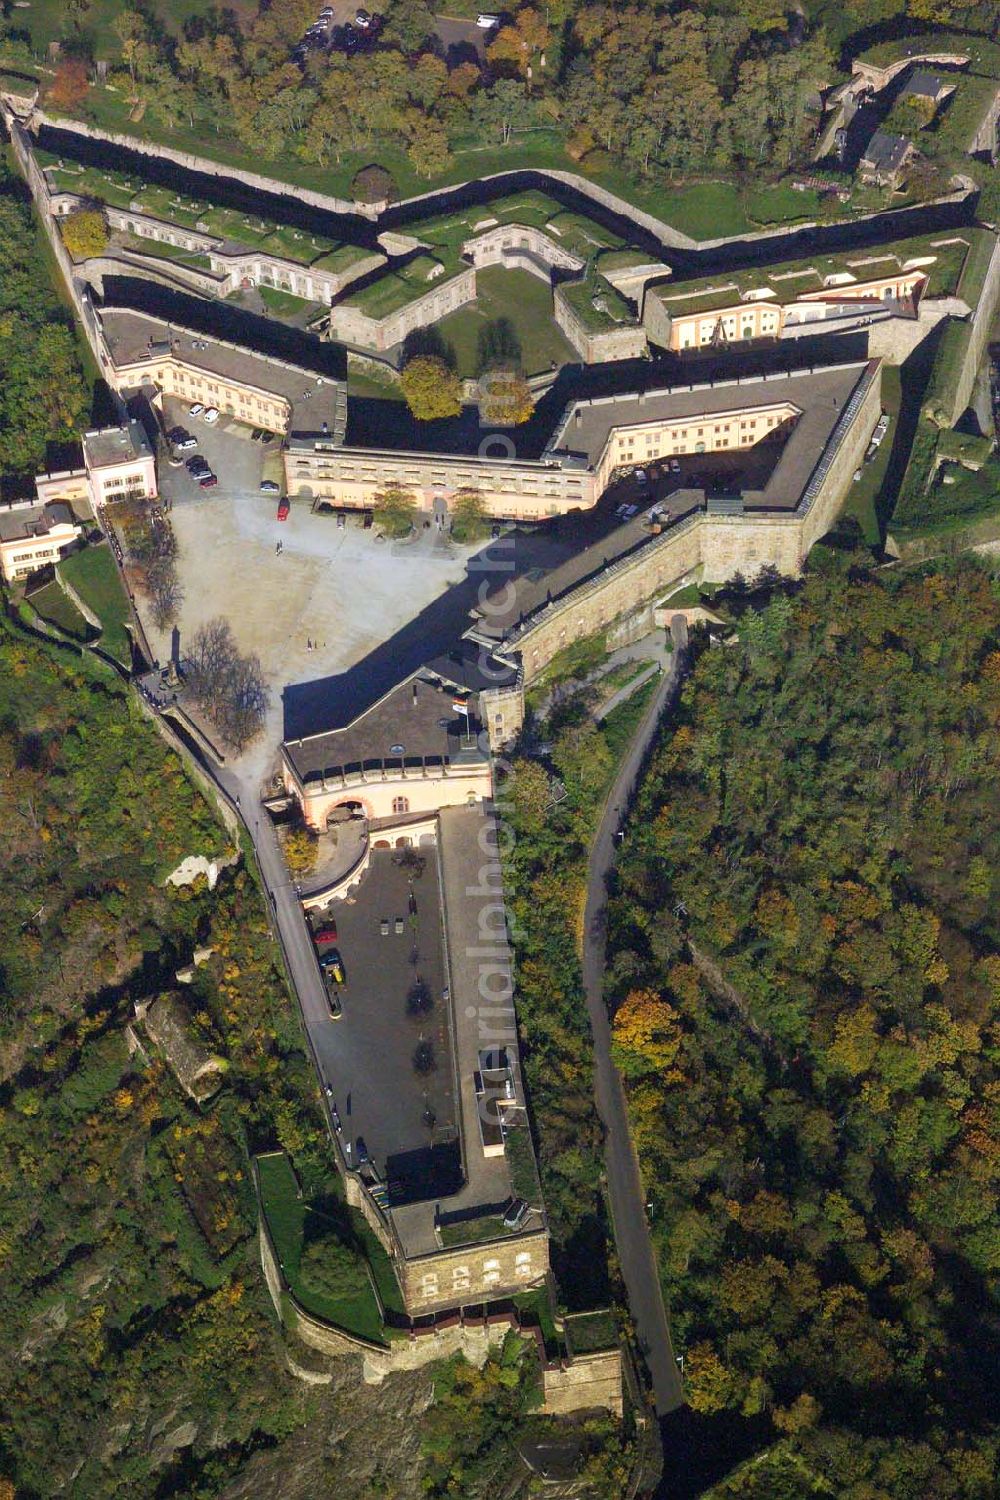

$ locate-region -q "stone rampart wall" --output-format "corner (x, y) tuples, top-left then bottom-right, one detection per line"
(554, 285), (648, 364)
(951, 233), (1000, 423)
(328, 265), (477, 351)
(542, 1349), (623, 1417)
(463, 222), (583, 276)
(82, 251), (226, 300)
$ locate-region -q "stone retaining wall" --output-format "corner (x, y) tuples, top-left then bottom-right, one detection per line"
(328, 265), (476, 352)
(542, 1348), (624, 1417)
(950, 233), (1000, 423)
(462, 221), (584, 277)
(554, 283), (649, 364)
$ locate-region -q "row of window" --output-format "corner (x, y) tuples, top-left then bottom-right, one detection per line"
(419, 1251), (534, 1298)
(297, 461), (584, 498)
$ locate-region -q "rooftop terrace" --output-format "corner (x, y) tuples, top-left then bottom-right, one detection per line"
(40, 152), (370, 273)
(646, 230), (982, 319)
(558, 272), (639, 333)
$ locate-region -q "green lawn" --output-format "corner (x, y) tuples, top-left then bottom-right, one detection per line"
(26, 579), (92, 640)
(347, 370), (405, 401)
(658, 181), (750, 240)
(564, 1308), (618, 1353)
(59, 543), (132, 664)
(256, 284), (318, 317)
(745, 182), (822, 225)
(256, 1152), (390, 1345)
(435, 266), (577, 377)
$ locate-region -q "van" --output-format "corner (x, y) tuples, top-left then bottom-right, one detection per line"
(477, 12), (500, 26)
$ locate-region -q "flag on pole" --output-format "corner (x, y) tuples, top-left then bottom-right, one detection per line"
(453, 697), (470, 715)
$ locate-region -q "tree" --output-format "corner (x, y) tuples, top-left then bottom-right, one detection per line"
(405, 112), (452, 178)
(60, 209), (107, 261)
(285, 825), (318, 876)
(383, 0), (436, 52)
(63, 0), (92, 35)
(478, 366), (534, 426)
(47, 59), (90, 112)
(487, 7), (550, 83)
(450, 488), (489, 544)
(299, 1227), (361, 1299)
(399, 355), (462, 421)
(372, 483), (418, 538)
(611, 988), (683, 1078)
(350, 164), (398, 205)
(471, 78), (534, 146)
(185, 616), (269, 750)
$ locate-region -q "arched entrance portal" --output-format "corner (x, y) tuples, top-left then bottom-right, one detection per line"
(326, 799), (366, 829)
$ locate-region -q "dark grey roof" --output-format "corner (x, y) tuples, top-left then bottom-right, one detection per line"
(284, 672), (488, 785)
(862, 130), (912, 173)
(905, 70), (946, 99)
(0, 500), (77, 542)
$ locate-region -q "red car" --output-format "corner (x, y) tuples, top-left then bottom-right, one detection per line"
(314, 923), (338, 944)
(277, 498), (290, 521)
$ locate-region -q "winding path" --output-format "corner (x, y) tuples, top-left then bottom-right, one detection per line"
(581, 614), (689, 1417)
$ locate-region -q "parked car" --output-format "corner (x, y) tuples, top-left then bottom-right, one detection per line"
(186, 455), (209, 473)
(175, 434), (198, 451)
(380, 917), (389, 936)
(188, 402), (204, 417)
(277, 498), (290, 521)
(167, 425), (189, 443)
(320, 948), (345, 984)
(331, 1104), (342, 1131)
(202, 406), (220, 424)
(250, 427), (264, 441)
(355, 7), (371, 24)
(314, 922), (338, 943)
(326, 986), (343, 1020)
(198, 472), (218, 488)
(355, 1136), (369, 1165)
(260, 432), (275, 444)
(260, 480), (280, 494)
(477, 12), (500, 26)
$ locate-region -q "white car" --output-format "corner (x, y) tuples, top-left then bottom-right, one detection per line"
(202, 407), (220, 424)
(477, 12), (500, 27)
(188, 402), (204, 417)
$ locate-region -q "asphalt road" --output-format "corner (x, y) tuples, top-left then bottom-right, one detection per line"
(581, 614), (690, 1417)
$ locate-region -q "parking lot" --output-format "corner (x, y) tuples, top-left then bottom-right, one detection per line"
(308, 848), (460, 1203)
(148, 398), (476, 784)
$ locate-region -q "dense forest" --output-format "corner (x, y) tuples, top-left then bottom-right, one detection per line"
(607, 559), (1000, 1496)
(7, 0), (983, 194)
(504, 670), (660, 1305)
(0, 157), (88, 488)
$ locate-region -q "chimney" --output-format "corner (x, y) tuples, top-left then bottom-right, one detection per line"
(412, 682), (418, 707)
